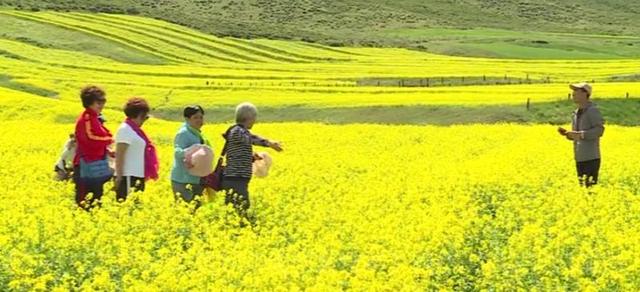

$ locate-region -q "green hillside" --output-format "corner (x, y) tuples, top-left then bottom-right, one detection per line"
(2, 0), (640, 59)
(0, 10), (639, 126)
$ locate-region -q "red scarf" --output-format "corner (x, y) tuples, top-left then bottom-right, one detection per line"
(125, 118), (159, 181)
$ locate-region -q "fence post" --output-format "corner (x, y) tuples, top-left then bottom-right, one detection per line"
(526, 98), (531, 111)
(626, 92), (630, 99)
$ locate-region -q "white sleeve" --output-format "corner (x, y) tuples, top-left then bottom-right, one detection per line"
(61, 147), (76, 164)
(116, 125), (134, 145)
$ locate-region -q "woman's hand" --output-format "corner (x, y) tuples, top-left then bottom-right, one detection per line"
(268, 141), (283, 152)
(184, 156), (195, 169)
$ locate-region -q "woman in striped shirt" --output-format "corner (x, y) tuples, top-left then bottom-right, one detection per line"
(222, 102), (283, 219)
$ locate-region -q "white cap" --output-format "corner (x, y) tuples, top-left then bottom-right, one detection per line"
(570, 82), (592, 95)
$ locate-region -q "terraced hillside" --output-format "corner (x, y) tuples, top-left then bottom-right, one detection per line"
(3, 0), (640, 58)
(1, 11), (640, 124)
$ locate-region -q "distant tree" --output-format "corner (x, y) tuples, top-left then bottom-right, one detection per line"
(126, 7), (140, 15)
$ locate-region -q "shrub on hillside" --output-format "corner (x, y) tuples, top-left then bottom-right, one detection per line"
(126, 7), (140, 15)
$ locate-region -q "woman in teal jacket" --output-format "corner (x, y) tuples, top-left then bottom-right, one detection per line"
(171, 105), (208, 203)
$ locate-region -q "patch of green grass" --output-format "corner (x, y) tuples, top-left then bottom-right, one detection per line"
(151, 98), (640, 126)
(355, 76), (547, 87)
(0, 75), (58, 98)
(0, 13), (166, 64)
(384, 28), (640, 59)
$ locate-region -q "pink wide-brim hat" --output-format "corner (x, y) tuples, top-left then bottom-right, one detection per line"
(184, 144), (214, 177)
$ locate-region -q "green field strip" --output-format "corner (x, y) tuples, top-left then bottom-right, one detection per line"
(44, 12), (238, 64)
(105, 12), (365, 61)
(243, 39), (359, 60)
(241, 39), (358, 62)
(60, 13), (262, 64)
(302, 42), (370, 56)
(0, 13), (167, 65)
(98, 13), (311, 64)
(2, 11), (189, 64)
(226, 38), (353, 62)
(0, 74), (58, 98)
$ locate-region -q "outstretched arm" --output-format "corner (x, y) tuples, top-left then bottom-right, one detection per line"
(230, 127), (283, 151)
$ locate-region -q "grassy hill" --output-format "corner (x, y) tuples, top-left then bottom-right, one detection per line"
(0, 10), (639, 126)
(1, 0), (640, 59)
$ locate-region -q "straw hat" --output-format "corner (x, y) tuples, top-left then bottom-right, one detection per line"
(252, 152), (272, 178)
(184, 144), (214, 177)
(570, 82), (592, 95)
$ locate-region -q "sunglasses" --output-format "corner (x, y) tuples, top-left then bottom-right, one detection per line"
(96, 98), (107, 104)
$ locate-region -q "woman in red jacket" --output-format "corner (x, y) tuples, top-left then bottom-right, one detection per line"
(73, 86), (114, 209)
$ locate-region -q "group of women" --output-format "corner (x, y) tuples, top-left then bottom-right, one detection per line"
(71, 85), (283, 216)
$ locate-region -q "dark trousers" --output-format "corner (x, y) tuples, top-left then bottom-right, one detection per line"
(576, 159), (600, 187)
(73, 166), (106, 209)
(116, 176), (145, 201)
(222, 177), (251, 218)
(171, 182), (204, 202)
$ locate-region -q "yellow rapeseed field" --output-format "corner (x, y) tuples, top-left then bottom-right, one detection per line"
(1, 91), (640, 290)
(2, 10), (640, 291)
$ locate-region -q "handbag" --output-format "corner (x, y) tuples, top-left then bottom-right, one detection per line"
(79, 155), (113, 184)
(201, 156), (225, 191)
(78, 143), (113, 184)
(201, 126), (233, 191)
